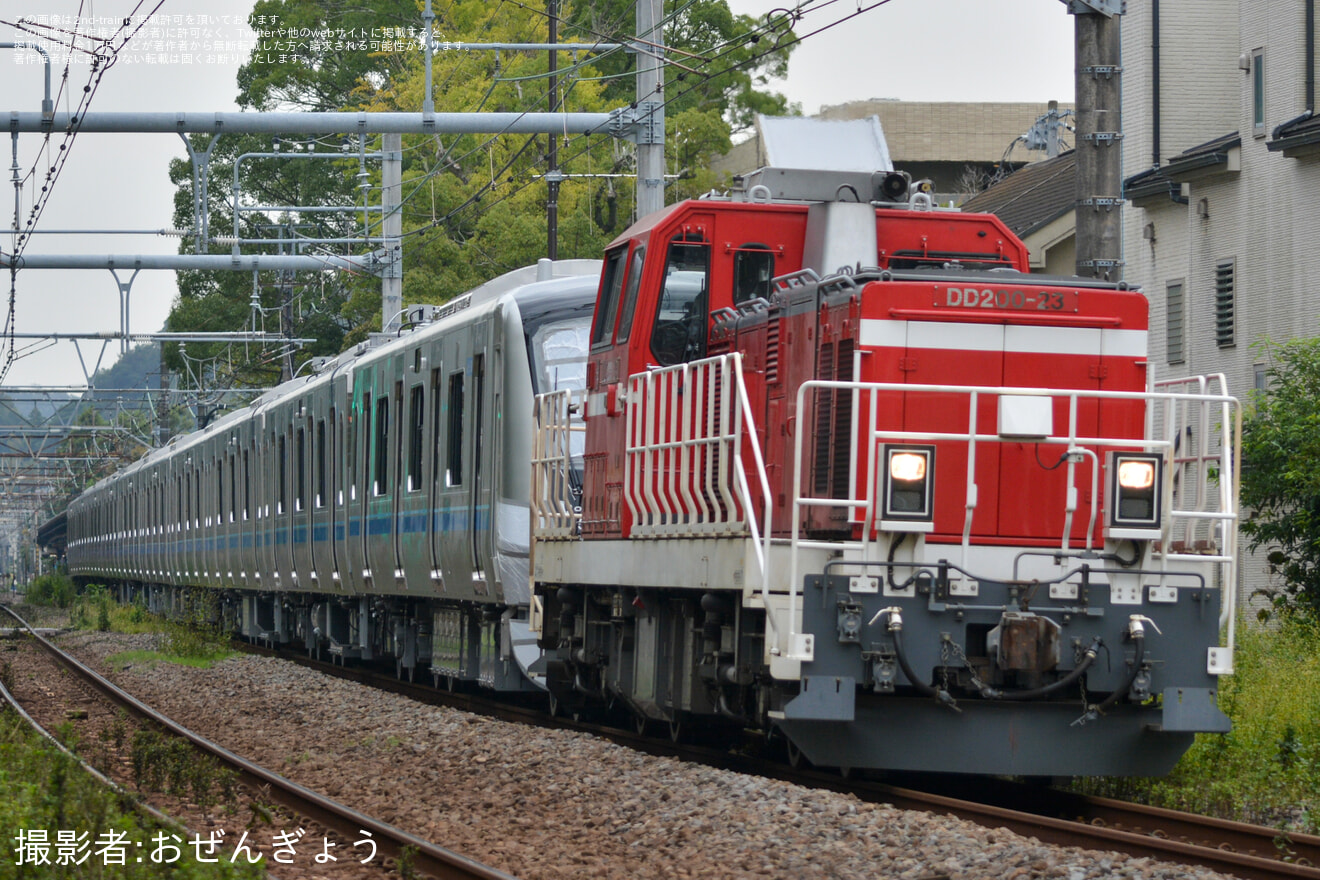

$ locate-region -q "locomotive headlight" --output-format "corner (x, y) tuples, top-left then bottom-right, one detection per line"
(1106, 451), (1164, 538)
(890, 452), (927, 483)
(1117, 459), (1155, 490)
(881, 444), (935, 532)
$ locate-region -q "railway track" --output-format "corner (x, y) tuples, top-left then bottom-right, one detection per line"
(0, 604), (517, 880)
(239, 636), (1320, 880)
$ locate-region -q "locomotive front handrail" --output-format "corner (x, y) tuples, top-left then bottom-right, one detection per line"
(786, 377), (1241, 668)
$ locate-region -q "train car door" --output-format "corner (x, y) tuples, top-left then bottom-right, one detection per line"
(309, 408), (333, 589)
(425, 339), (447, 589)
(397, 350), (431, 594)
(364, 364), (398, 591)
(347, 365), (376, 591)
(291, 406), (313, 591)
(432, 324), (489, 601)
(239, 430), (256, 589)
(222, 435), (237, 585)
(258, 415), (278, 590)
(364, 363), (404, 591)
(333, 374), (357, 592)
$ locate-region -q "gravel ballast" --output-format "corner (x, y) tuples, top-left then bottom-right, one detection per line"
(55, 631), (1239, 880)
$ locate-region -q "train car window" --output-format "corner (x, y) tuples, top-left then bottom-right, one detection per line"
(184, 473), (191, 527)
(217, 459), (224, 521)
(446, 371), (464, 487)
(733, 244), (775, 304)
(590, 247), (628, 349)
(614, 246), (647, 343)
(407, 385), (424, 492)
(373, 396), (389, 496)
(651, 236), (710, 366)
(296, 427), (307, 511)
(243, 450), (251, 521)
(278, 434), (287, 514)
(316, 419), (327, 508)
(356, 392), (370, 501)
(230, 453), (237, 522)
(393, 381), (404, 496)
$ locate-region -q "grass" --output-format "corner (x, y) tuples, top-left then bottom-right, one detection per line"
(63, 583), (239, 668)
(1077, 614), (1320, 831)
(104, 649), (234, 671)
(0, 712), (263, 879)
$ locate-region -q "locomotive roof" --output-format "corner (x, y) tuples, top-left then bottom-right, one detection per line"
(859, 266), (1139, 291)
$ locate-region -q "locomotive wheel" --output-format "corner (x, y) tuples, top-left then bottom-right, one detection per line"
(785, 738), (807, 769)
(548, 691), (581, 722)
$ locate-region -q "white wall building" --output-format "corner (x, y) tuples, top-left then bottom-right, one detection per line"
(1121, 0), (1320, 609)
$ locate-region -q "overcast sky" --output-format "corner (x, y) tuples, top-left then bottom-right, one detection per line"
(3, 0), (1076, 388)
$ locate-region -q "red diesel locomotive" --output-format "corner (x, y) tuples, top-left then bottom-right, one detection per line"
(531, 167), (1239, 775)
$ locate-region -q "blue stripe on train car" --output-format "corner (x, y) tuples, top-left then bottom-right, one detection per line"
(398, 512), (428, 533)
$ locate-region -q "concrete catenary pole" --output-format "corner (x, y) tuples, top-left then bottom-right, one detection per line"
(635, 0), (665, 220)
(382, 132), (403, 333)
(1073, 6), (1124, 281)
(547, 0), (560, 261)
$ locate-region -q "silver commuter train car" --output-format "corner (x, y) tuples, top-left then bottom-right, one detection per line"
(66, 259), (600, 689)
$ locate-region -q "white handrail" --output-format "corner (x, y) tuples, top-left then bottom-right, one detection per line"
(786, 376), (1240, 665)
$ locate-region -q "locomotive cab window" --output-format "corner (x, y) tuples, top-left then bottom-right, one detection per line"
(590, 247), (628, 349)
(733, 244), (774, 305)
(614, 246), (646, 343)
(650, 235), (710, 366)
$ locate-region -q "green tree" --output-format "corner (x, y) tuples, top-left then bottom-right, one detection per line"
(164, 0), (797, 358)
(1240, 337), (1320, 619)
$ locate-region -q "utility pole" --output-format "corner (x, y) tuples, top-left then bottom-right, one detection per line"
(547, 0), (560, 260)
(1065, 0), (1124, 281)
(635, 0), (665, 220)
(382, 132), (403, 332)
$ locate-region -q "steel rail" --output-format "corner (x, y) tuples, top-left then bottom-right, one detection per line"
(0, 605), (520, 880)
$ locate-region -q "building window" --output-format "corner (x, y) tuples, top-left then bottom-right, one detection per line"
(1214, 259), (1236, 348)
(1252, 49), (1265, 134)
(1166, 280), (1185, 365)
(1254, 363), (1269, 392)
